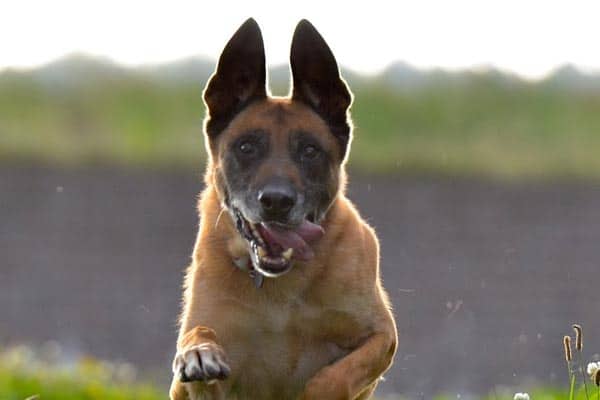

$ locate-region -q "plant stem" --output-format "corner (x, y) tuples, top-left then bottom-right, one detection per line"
(576, 351), (590, 400)
(570, 373), (576, 400)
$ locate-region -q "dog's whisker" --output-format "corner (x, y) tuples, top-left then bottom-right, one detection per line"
(214, 206), (227, 229)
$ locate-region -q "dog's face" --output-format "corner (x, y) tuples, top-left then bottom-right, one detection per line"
(203, 19), (352, 278)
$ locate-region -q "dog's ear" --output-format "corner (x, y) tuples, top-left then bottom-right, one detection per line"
(204, 18), (267, 138)
(290, 19), (353, 155)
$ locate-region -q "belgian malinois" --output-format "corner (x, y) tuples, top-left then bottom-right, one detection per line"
(170, 18), (397, 400)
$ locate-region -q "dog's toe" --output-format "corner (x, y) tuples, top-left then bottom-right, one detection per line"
(184, 349), (205, 381)
(173, 343), (230, 383)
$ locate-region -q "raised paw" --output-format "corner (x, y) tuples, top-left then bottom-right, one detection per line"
(172, 343), (231, 383)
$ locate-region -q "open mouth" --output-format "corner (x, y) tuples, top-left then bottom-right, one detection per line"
(232, 208), (324, 278)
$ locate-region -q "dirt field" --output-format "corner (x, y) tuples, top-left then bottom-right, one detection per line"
(1, 165), (599, 397)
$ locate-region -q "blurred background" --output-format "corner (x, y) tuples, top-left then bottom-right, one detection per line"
(2, 1), (600, 399)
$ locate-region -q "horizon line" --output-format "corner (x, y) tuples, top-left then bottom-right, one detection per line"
(2, 51), (600, 82)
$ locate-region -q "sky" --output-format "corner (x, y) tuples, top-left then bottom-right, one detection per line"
(1, 0), (600, 79)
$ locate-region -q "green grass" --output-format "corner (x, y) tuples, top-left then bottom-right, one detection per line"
(350, 77), (600, 179)
(0, 370), (163, 400)
(0, 365), (579, 400)
(2, 62), (600, 180)
(0, 346), (163, 400)
(0, 72), (204, 169)
(0, 344), (594, 400)
(431, 388), (587, 400)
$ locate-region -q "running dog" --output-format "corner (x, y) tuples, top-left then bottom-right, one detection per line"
(170, 18), (397, 400)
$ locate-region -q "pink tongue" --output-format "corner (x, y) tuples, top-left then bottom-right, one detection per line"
(258, 220), (324, 261)
(295, 220), (326, 242)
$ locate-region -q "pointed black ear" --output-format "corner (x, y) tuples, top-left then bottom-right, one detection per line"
(290, 19), (352, 153)
(204, 18), (267, 137)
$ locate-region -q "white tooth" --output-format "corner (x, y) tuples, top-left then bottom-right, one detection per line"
(282, 248), (294, 260)
(254, 231), (265, 246)
(257, 246), (267, 258)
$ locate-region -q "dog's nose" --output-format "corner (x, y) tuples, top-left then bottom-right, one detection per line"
(258, 183), (297, 220)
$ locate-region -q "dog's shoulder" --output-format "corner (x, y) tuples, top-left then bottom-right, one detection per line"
(310, 195), (381, 292)
(325, 194), (379, 261)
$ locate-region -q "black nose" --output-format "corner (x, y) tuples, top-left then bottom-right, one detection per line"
(258, 183), (297, 220)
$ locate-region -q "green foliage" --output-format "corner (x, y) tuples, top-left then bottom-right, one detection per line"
(349, 77), (600, 178)
(0, 70), (204, 168)
(2, 61), (600, 179)
(0, 369), (163, 400)
(0, 344), (593, 400)
(0, 346), (163, 400)
(431, 387), (580, 400)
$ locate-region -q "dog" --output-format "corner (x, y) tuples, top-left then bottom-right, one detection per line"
(169, 18), (397, 400)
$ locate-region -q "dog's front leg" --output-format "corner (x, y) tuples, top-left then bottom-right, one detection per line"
(300, 331), (396, 400)
(169, 326), (230, 400)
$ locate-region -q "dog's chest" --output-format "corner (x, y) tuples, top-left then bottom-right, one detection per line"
(221, 297), (360, 398)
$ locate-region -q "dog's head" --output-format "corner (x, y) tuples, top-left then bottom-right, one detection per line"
(203, 18), (352, 278)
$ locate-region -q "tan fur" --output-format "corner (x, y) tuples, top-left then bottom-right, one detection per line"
(170, 82), (396, 400)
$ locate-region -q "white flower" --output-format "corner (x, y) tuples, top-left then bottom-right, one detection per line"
(513, 393), (530, 400)
(587, 361), (600, 377)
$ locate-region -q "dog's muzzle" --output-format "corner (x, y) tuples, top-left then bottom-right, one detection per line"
(231, 207), (324, 287)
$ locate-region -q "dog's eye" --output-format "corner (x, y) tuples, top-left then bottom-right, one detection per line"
(239, 141), (257, 155)
(301, 144), (320, 160)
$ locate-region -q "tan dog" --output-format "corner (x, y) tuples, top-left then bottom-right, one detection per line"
(170, 18), (397, 400)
